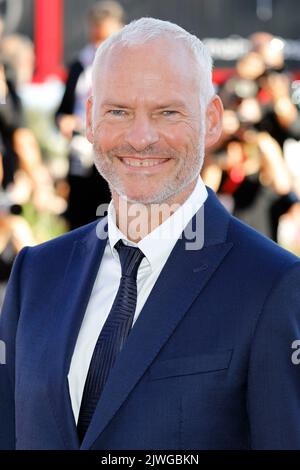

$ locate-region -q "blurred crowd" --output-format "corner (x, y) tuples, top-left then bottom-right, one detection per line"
(0, 1), (300, 303)
(203, 31), (300, 251)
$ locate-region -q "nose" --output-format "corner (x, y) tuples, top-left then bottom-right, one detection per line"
(124, 113), (159, 151)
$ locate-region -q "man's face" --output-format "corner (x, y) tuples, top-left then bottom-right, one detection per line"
(87, 39), (209, 204)
(89, 18), (122, 46)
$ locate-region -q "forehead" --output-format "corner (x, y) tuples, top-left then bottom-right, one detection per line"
(93, 38), (200, 102)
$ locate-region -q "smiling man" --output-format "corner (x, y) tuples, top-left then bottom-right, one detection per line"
(89, 34), (215, 207)
(1, 18), (300, 450)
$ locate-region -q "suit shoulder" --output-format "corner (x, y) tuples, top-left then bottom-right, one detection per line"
(24, 219), (103, 259)
(227, 214), (299, 270)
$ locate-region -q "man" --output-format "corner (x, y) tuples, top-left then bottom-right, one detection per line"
(55, 1), (125, 229)
(1, 17), (300, 450)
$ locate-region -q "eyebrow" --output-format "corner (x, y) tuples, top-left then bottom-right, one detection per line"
(101, 101), (129, 109)
(101, 100), (187, 110)
(155, 101), (187, 110)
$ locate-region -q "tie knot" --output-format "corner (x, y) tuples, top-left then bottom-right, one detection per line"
(114, 240), (145, 279)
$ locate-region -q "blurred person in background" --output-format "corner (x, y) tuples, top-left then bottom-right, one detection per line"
(0, 121), (36, 307)
(1, 33), (35, 87)
(0, 19), (64, 299)
(249, 32), (300, 146)
(0, 31), (63, 210)
(56, 0), (125, 229)
(203, 36), (300, 244)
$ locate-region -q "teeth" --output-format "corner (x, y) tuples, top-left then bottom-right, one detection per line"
(122, 158), (167, 167)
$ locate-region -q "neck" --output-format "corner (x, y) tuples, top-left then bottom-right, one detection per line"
(112, 179), (198, 243)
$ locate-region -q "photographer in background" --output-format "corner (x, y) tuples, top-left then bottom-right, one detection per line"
(203, 44), (300, 243)
(0, 132), (36, 308)
(0, 46), (62, 303)
(0, 58), (35, 292)
(249, 32), (300, 146)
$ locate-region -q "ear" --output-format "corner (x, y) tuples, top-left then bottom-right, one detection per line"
(86, 95), (94, 143)
(205, 95), (223, 149)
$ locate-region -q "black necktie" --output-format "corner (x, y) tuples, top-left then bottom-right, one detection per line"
(77, 240), (145, 443)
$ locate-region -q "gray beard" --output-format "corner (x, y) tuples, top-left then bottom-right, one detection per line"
(93, 124), (206, 205)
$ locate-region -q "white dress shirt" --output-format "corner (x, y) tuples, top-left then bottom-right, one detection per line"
(68, 176), (208, 422)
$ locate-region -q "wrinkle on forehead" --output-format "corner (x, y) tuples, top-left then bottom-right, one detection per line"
(92, 37), (201, 108)
(96, 38), (198, 82)
(100, 35), (194, 66)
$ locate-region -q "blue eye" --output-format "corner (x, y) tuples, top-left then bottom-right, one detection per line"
(162, 110), (178, 116)
(108, 109), (127, 116)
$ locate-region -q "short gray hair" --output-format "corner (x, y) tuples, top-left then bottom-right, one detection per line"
(92, 17), (215, 110)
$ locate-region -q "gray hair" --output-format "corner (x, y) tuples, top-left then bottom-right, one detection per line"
(92, 17), (215, 110)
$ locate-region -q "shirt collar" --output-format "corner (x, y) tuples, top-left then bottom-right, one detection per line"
(107, 176), (208, 270)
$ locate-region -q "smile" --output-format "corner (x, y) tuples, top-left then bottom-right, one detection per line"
(118, 157), (171, 168)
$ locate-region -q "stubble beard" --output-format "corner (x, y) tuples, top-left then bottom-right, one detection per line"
(93, 130), (205, 206)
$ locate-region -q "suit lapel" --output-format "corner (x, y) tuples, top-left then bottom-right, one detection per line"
(46, 218), (108, 449)
(81, 189), (234, 449)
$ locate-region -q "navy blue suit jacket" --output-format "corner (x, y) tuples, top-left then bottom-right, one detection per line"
(1, 188), (300, 450)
